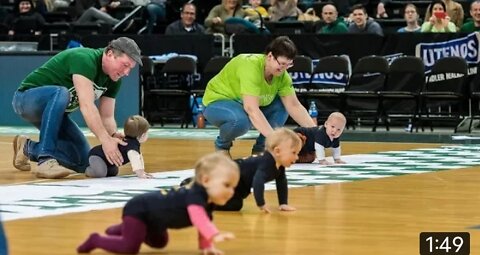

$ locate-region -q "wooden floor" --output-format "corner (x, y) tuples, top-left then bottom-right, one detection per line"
(1, 135), (480, 255)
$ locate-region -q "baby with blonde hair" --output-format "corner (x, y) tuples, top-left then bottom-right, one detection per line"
(216, 127), (302, 213)
(78, 152), (239, 255)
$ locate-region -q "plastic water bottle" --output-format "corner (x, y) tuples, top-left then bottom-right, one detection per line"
(308, 101), (318, 126)
(404, 119), (412, 132)
(197, 103), (205, 129)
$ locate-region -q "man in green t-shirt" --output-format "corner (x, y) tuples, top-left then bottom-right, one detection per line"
(460, 1), (480, 32)
(318, 4), (348, 34)
(202, 36), (316, 156)
(12, 37), (143, 179)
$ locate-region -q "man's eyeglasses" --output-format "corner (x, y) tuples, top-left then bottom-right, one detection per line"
(274, 56), (294, 69)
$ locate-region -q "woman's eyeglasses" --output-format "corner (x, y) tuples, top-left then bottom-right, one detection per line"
(274, 56), (294, 68)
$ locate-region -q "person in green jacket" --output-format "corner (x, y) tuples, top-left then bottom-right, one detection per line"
(318, 4), (348, 34)
(460, 0), (480, 32)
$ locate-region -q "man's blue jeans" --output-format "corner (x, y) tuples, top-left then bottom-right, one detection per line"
(76, 7), (119, 25)
(0, 217), (7, 255)
(203, 97), (288, 152)
(12, 86), (90, 172)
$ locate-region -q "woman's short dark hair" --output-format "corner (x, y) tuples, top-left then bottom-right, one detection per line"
(264, 36), (297, 60)
(429, 0), (446, 13)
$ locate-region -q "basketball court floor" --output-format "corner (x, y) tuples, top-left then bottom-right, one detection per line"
(1, 127), (480, 255)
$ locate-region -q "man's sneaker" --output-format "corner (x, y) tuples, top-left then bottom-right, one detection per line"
(35, 159), (76, 179)
(13, 135), (31, 171)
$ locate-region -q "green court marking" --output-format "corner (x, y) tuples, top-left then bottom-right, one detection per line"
(3, 143), (480, 221)
(285, 145), (480, 186)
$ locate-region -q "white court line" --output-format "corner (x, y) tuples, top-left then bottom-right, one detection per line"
(2, 145), (480, 221)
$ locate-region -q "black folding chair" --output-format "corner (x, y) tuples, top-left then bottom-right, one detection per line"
(341, 55), (389, 129)
(192, 56), (231, 100)
(190, 56), (231, 127)
(375, 56), (425, 132)
(146, 56), (196, 128)
(468, 62), (480, 132)
(304, 55), (350, 122)
(288, 55), (313, 104)
(139, 56), (156, 118)
(418, 56), (468, 132)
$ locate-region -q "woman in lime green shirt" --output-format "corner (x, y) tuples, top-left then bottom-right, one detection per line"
(202, 36), (316, 155)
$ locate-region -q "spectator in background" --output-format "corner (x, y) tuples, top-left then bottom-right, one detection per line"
(245, 0), (269, 19)
(4, 0), (45, 36)
(376, 0), (388, 19)
(397, 3), (421, 32)
(421, 0), (456, 32)
(244, 0), (269, 30)
(460, 0), (480, 32)
(50, 0), (72, 12)
(193, 0), (220, 26)
(143, 0), (166, 34)
(165, 2), (205, 35)
(268, 0), (302, 21)
(299, 0), (315, 9)
(317, 3), (348, 34)
(348, 4), (384, 36)
(74, 0), (119, 25)
(424, 0), (463, 29)
(105, 0), (136, 19)
(204, 0), (246, 34)
(32, 0), (49, 15)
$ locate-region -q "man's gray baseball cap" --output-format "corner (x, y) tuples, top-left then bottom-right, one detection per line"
(109, 37), (142, 66)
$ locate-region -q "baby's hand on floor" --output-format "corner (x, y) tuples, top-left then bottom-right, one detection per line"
(259, 205), (271, 213)
(134, 169), (153, 179)
(318, 159), (332, 165)
(213, 232), (235, 243)
(279, 204), (296, 211)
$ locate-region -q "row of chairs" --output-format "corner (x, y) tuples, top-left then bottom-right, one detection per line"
(141, 53), (474, 132)
(140, 55), (232, 127)
(290, 54), (471, 132)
